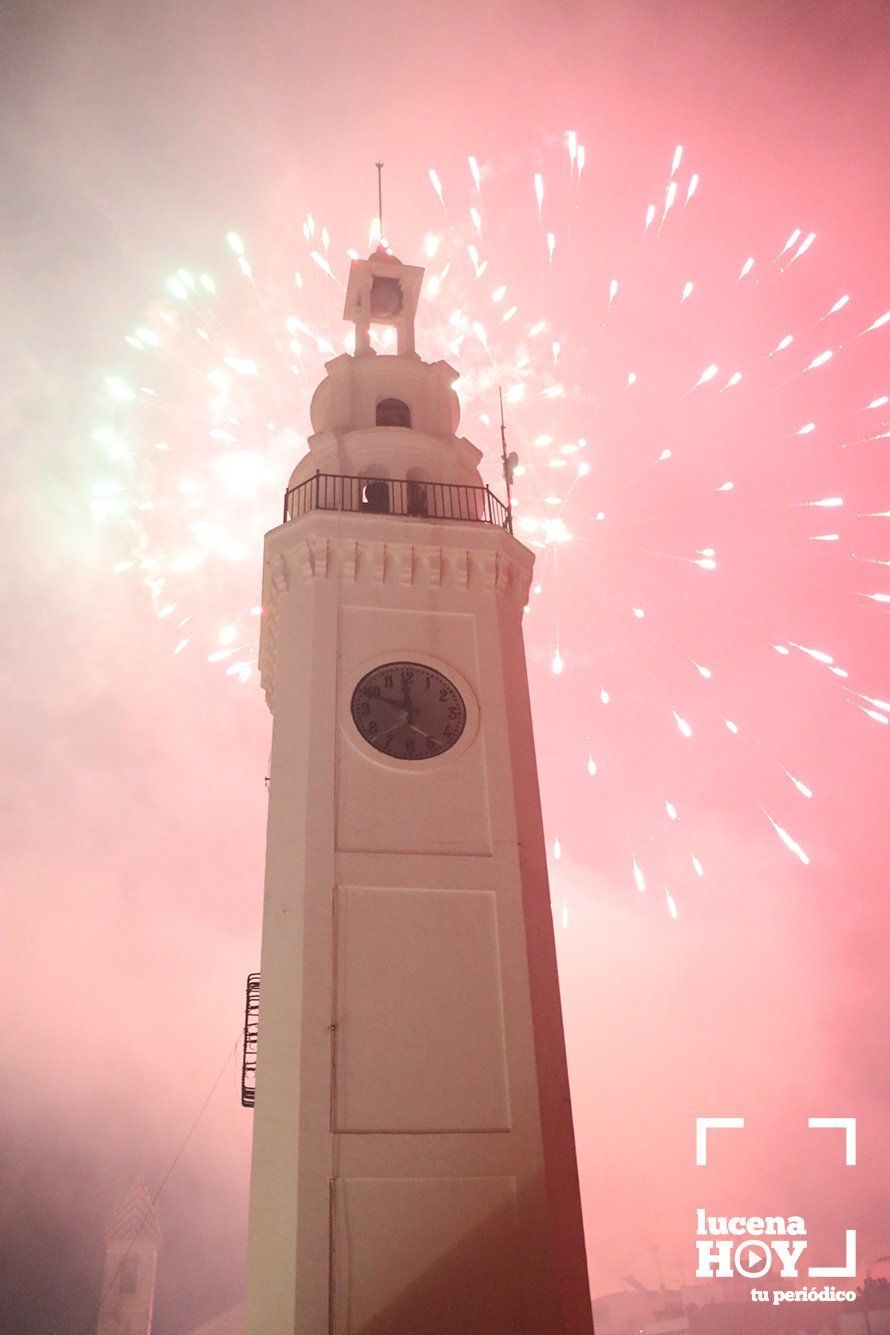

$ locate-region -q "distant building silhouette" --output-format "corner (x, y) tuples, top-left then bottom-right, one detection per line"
(95, 1179), (160, 1335)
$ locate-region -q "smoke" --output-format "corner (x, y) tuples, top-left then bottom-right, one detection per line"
(1, 0), (888, 1330)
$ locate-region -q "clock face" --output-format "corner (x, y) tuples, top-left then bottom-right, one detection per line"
(351, 662), (467, 761)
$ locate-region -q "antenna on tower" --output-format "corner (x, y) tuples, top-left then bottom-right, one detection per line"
(499, 386), (519, 526)
(375, 161), (384, 242)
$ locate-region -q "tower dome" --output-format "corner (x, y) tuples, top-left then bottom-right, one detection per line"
(286, 250), (483, 497)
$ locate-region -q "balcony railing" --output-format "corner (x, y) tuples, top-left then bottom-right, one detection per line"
(283, 471), (512, 534)
(241, 972), (260, 1108)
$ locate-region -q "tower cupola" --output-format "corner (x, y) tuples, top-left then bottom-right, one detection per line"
(344, 244), (424, 357)
(287, 250), (484, 500)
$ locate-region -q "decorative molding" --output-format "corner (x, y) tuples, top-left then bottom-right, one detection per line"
(369, 541), (385, 584)
(271, 535), (529, 593)
(398, 545), (414, 587)
(316, 538), (329, 580)
(259, 531), (531, 710)
(271, 553), (288, 594)
(297, 539), (314, 581)
(426, 547), (442, 588)
(479, 550), (497, 592)
(258, 599), (280, 708)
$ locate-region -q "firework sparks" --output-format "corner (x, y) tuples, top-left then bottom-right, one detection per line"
(94, 144), (887, 920)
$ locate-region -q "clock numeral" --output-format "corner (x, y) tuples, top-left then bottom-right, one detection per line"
(383, 673), (394, 688)
(368, 721), (378, 736)
(405, 738), (416, 756)
(439, 688), (448, 702)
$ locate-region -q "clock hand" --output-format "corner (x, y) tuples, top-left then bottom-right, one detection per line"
(378, 716), (407, 740)
(401, 675), (416, 723)
(375, 694), (408, 717)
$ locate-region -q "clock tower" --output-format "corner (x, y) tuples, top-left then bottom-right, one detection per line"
(244, 243), (593, 1334)
(95, 1178), (160, 1335)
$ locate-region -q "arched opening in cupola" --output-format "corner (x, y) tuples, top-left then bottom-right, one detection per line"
(406, 465), (432, 518)
(376, 398), (411, 429)
(360, 463), (390, 514)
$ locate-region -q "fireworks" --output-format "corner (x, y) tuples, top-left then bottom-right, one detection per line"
(92, 136), (887, 913)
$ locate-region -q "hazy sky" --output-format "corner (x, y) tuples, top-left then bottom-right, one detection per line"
(2, 2), (888, 1331)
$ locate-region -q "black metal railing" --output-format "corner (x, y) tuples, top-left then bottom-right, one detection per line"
(282, 471), (512, 534)
(241, 972), (260, 1108)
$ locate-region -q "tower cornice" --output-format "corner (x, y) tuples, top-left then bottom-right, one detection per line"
(258, 512), (533, 711)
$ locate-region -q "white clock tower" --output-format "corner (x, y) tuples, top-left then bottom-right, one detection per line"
(244, 243), (593, 1335)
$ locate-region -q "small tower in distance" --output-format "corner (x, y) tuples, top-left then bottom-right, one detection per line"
(95, 1179), (160, 1335)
